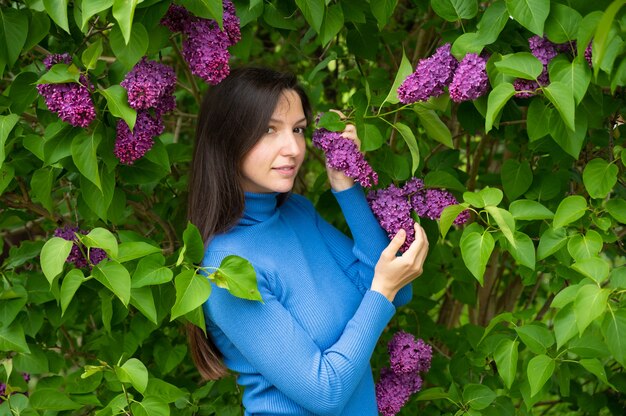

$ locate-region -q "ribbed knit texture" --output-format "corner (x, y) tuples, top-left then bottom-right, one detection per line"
(202, 184), (412, 415)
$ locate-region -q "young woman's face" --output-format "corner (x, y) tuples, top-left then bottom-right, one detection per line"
(240, 89), (307, 193)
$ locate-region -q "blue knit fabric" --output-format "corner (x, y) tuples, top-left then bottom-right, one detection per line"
(202, 184), (412, 415)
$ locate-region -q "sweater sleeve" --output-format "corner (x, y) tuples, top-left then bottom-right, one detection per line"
(204, 251), (395, 416)
(325, 184), (413, 306)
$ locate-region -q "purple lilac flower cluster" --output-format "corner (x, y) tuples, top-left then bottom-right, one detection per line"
(115, 58), (176, 164)
(54, 226), (107, 269)
(448, 53), (489, 103)
(312, 127), (379, 188)
(376, 331), (433, 416)
(0, 373), (32, 403)
(367, 178), (469, 252)
(398, 44), (490, 104)
(585, 42), (593, 67)
(398, 44), (458, 104)
(36, 53), (96, 127)
(160, 1), (240, 85)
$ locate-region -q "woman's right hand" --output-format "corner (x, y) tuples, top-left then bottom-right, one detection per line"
(371, 223), (429, 302)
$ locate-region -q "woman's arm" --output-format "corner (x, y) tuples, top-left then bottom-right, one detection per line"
(204, 251), (395, 416)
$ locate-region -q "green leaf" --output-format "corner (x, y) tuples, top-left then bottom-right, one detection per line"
(548, 108), (587, 159)
(394, 122), (420, 174)
(582, 158), (618, 199)
(9, 71), (39, 115)
(602, 308), (626, 367)
(71, 130), (102, 190)
(571, 257), (610, 284)
(132, 255), (173, 288)
(43, 0), (69, 33)
(170, 269), (212, 321)
(414, 105), (453, 148)
(36, 63), (81, 85)
(592, 1), (625, 76)
(527, 354), (554, 397)
(460, 230), (495, 284)
(40, 237), (73, 284)
(485, 83), (515, 132)
(212, 255), (262, 301)
(60, 269), (84, 316)
(319, 5), (343, 47)
(485, 206), (516, 248)
(494, 338), (519, 389)
(117, 242), (161, 263)
(439, 204), (469, 239)
(451, 32), (486, 58)
(116, 358), (148, 394)
(112, 0), (139, 45)
(574, 284), (610, 336)
(317, 112), (345, 132)
(543, 81), (575, 131)
(100, 84), (137, 131)
(505, 0), (550, 35)
(180, 0), (223, 22)
(431, 0), (478, 22)
(509, 200), (554, 221)
(179, 221), (205, 265)
(501, 160), (533, 200)
(382, 49), (413, 106)
(109, 22), (148, 69)
(31, 166), (60, 213)
(579, 358), (611, 386)
(81, 166), (114, 222)
(527, 98), (553, 141)
(480, 187), (503, 206)
(567, 230), (603, 261)
(93, 260), (131, 306)
(0, 285), (26, 327)
(81, 38), (103, 71)
(515, 324), (554, 355)
(507, 231), (536, 269)
(553, 195), (587, 229)
(24, 11), (50, 52)
(549, 58), (591, 105)
(295, 0), (324, 33)
(423, 170), (465, 192)
(359, 122), (384, 151)
(81, 0), (113, 30)
(0, 114), (20, 168)
(0, 8), (29, 70)
(82, 228), (118, 259)
(476, 1), (508, 44)
(370, 0), (397, 29)
(544, 3), (582, 43)
(606, 198), (626, 223)
(0, 323), (30, 353)
(463, 383), (496, 410)
(131, 397), (170, 416)
(494, 52), (544, 80)
(29, 388), (81, 410)
(130, 287), (158, 324)
(554, 303), (578, 349)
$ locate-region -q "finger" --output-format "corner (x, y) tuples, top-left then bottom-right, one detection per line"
(329, 109), (347, 119)
(383, 228), (406, 257)
(414, 226), (430, 265)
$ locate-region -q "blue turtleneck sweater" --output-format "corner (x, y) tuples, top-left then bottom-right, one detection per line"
(202, 184), (412, 416)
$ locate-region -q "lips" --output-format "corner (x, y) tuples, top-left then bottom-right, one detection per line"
(272, 165), (296, 175)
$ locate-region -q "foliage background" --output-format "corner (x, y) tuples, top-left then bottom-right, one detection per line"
(0, 0), (625, 414)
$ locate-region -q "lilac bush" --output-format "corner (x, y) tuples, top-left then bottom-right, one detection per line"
(114, 111), (165, 165)
(120, 57), (177, 114)
(449, 53), (489, 102)
(54, 226), (106, 269)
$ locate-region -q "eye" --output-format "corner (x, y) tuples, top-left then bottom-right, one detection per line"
(293, 126), (306, 135)
(266, 126), (276, 134)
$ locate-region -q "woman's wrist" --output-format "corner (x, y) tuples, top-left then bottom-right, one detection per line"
(327, 168), (354, 192)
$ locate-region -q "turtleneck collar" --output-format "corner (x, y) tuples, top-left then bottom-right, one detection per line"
(240, 192), (280, 225)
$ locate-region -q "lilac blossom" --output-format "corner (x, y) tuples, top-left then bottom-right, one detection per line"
(376, 368), (422, 416)
(114, 111), (164, 165)
(182, 18), (231, 85)
(585, 42), (593, 67)
(160, 4), (192, 32)
(120, 57), (177, 114)
(367, 184), (415, 252)
(312, 127), (378, 188)
(513, 68), (549, 98)
(54, 226), (107, 269)
(222, 0), (241, 46)
(528, 35), (559, 65)
(449, 53), (489, 102)
(397, 43), (458, 104)
(410, 188), (469, 224)
(37, 54), (96, 128)
(388, 331), (433, 374)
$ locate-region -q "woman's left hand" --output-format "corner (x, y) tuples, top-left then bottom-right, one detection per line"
(326, 110), (359, 192)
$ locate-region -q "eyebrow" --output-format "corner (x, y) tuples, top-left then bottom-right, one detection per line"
(269, 117), (308, 125)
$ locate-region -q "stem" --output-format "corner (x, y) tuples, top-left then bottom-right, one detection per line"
(170, 39), (201, 105)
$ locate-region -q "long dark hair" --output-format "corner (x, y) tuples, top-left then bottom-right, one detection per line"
(187, 67), (311, 380)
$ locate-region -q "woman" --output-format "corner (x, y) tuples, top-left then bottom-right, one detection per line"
(187, 67), (429, 415)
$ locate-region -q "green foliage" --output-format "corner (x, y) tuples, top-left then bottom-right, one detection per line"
(0, 0), (625, 415)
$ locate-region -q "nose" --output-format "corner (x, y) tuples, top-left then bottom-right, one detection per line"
(279, 131), (302, 156)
